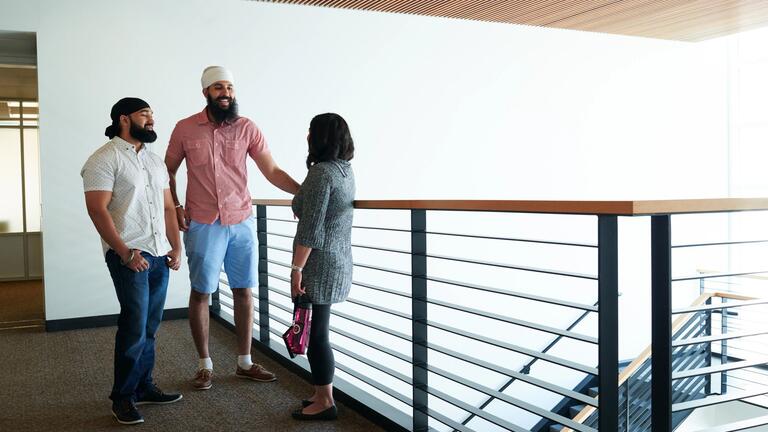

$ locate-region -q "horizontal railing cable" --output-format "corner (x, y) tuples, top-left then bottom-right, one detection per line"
(425, 275), (597, 311)
(422, 407), (475, 432)
(265, 292), (412, 342)
(673, 357), (768, 380)
(424, 363), (595, 432)
(674, 270), (768, 282)
(425, 385), (531, 432)
(673, 298), (768, 314)
(423, 230), (597, 248)
(672, 239), (768, 248)
(265, 297), (412, 364)
(425, 341), (598, 406)
(426, 319), (598, 375)
(330, 342), (412, 385)
(426, 296), (597, 344)
(689, 414), (768, 432)
(266, 271), (412, 299)
(258, 326), (416, 408)
(268, 246), (597, 280)
(673, 329), (768, 347)
(335, 361), (414, 406)
(672, 387), (768, 412)
(426, 251), (597, 280)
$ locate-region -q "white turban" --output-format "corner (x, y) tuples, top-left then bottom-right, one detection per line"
(201, 66), (234, 89)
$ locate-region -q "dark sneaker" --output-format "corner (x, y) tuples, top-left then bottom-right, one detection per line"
(236, 364), (277, 382)
(112, 399), (144, 425)
(136, 384), (183, 405)
(193, 368), (213, 390)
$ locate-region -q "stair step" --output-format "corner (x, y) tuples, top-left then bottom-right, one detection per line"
(587, 386), (598, 397)
(569, 404), (586, 417)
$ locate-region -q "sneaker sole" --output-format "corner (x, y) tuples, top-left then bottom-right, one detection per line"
(112, 411), (144, 425)
(236, 373), (277, 382)
(193, 383), (212, 390)
(136, 394), (184, 405)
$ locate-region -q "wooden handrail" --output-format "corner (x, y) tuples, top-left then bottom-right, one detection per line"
(563, 291), (758, 431)
(253, 198), (768, 216)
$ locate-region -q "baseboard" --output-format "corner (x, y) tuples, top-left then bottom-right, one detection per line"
(210, 312), (410, 432)
(45, 307), (188, 332)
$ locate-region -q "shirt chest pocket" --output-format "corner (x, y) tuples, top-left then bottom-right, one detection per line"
(185, 139), (209, 167)
(223, 139), (245, 165)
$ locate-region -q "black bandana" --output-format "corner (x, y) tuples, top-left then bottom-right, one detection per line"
(105, 97), (151, 138)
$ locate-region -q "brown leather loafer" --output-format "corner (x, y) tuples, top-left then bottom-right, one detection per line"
(236, 364), (277, 382)
(192, 368), (213, 390)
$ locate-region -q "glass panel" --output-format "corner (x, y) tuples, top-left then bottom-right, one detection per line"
(737, 63), (768, 126)
(19, 101), (39, 119)
(23, 128), (41, 232)
(0, 129), (23, 233)
(0, 101), (21, 126)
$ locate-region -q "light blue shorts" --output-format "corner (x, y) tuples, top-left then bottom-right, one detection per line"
(184, 217), (257, 294)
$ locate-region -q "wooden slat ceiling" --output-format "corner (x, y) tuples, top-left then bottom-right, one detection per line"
(260, 0), (768, 41)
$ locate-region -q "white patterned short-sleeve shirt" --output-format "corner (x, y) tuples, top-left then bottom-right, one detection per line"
(81, 137), (172, 257)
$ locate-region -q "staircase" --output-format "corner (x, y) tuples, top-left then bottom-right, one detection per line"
(541, 293), (714, 432)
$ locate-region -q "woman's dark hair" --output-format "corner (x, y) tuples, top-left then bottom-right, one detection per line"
(306, 113), (354, 169)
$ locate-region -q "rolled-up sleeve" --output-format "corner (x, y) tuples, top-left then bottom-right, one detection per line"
(165, 123), (185, 165)
(247, 122), (270, 160)
(81, 152), (115, 192)
(294, 168), (331, 249)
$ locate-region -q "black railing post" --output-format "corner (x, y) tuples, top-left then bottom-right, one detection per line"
(651, 215), (672, 432)
(721, 296), (728, 395)
(211, 287), (221, 314)
(598, 215), (619, 432)
(411, 209), (428, 432)
(705, 297), (713, 395)
(257, 205), (270, 344)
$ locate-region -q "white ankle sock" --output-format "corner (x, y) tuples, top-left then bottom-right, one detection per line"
(199, 357), (213, 371)
(237, 354), (253, 369)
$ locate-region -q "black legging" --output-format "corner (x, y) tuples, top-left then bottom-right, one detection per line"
(307, 304), (334, 386)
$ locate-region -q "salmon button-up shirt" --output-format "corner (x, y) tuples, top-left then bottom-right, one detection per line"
(166, 109), (270, 226)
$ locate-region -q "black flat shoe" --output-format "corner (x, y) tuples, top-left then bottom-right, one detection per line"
(292, 405), (338, 421)
(301, 399), (312, 408)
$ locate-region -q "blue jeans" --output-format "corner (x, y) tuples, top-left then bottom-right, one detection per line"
(105, 249), (169, 402)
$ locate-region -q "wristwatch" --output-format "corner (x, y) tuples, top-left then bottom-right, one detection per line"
(290, 264), (303, 273)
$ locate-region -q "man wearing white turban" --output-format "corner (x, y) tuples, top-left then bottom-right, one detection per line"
(165, 66), (300, 390)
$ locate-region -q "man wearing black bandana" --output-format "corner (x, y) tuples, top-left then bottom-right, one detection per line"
(82, 98), (183, 425)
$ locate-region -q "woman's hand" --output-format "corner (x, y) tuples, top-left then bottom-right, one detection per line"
(291, 270), (306, 299)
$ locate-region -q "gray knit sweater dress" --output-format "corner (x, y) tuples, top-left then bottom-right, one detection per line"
(291, 160), (355, 304)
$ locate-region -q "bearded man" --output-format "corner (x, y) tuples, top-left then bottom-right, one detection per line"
(82, 97), (183, 425)
(165, 67), (299, 390)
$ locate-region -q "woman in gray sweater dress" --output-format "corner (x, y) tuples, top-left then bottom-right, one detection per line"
(290, 113), (355, 421)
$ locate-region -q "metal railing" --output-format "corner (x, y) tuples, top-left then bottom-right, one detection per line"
(208, 198), (768, 431)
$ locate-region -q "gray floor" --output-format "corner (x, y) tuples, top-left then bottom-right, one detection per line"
(0, 318), (385, 432)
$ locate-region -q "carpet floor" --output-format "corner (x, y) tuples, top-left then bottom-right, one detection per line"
(0, 318), (385, 432)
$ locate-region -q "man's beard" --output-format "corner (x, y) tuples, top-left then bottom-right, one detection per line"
(129, 120), (158, 143)
(207, 94), (239, 123)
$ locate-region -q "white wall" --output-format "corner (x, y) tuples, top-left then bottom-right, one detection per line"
(0, 0), (737, 428)
(0, 0), (729, 322)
